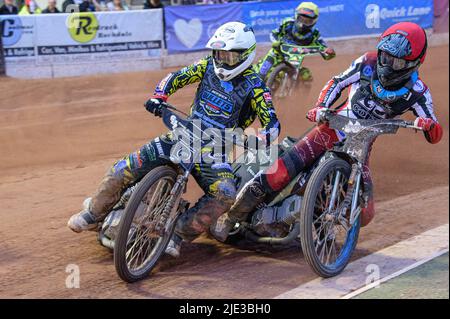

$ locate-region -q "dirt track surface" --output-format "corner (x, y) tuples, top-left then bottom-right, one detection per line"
(0, 45), (448, 298)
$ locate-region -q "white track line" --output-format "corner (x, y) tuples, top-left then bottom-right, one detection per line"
(341, 248), (449, 299)
(275, 223), (449, 299)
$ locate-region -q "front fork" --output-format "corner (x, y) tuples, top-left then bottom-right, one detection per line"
(349, 164), (362, 226)
(329, 162), (362, 231)
(156, 169), (190, 236)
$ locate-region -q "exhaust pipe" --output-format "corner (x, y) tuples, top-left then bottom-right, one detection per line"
(242, 222), (300, 245)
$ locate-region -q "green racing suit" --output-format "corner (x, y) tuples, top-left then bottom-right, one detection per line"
(254, 18), (335, 82)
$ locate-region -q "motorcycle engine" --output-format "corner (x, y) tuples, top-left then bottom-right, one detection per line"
(98, 209), (124, 250)
(251, 195), (302, 237)
(97, 185), (136, 250)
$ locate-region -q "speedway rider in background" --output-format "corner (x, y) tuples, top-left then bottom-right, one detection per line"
(67, 22), (280, 258)
(255, 1), (336, 82)
(212, 22), (443, 242)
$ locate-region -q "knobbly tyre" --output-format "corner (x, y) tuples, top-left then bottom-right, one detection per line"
(259, 44), (325, 99)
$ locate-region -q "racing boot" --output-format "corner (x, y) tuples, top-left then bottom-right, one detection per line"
(165, 233), (183, 258)
(67, 198), (99, 232)
(299, 67), (313, 81)
(68, 173), (125, 233)
(210, 178), (266, 242)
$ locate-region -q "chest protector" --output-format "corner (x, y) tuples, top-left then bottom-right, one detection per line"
(350, 54), (426, 120)
(288, 23), (318, 45)
(191, 60), (258, 129)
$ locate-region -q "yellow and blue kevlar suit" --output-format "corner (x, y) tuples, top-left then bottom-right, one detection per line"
(88, 56), (280, 241)
(254, 18), (335, 81)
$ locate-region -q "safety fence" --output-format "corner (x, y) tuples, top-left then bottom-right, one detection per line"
(0, 22), (5, 76)
(164, 0), (434, 53)
(0, 0), (442, 78)
(0, 9), (163, 77)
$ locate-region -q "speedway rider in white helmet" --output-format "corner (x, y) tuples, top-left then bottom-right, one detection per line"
(207, 22), (257, 81)
(67, 21), (280, 258)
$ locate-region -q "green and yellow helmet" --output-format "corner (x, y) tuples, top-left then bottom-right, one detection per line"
(295, 2), (319, 31)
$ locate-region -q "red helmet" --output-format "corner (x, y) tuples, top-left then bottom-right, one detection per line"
(376, 22), (427, 88)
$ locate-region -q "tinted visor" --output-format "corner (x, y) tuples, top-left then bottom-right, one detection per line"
(213, 50), (243, 68)
(297, 14), (316, 26)
(379, 51), (419, 71)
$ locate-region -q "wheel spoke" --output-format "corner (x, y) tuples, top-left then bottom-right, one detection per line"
(310, 166), (355, 267)
(124, 176), (174, 273)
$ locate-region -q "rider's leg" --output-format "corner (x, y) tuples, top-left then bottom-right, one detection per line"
(260, 123), (339, 198)
(165, 163), (237, 257)
(67, 136), (173, 232)
(213, 124), (340, 241)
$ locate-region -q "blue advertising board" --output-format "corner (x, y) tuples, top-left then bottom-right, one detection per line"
(243, 0), (434, 42)
(165, 0), (434, 53)
(164, 2), (242, 53)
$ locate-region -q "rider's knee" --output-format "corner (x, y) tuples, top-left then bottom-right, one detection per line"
(211, 179), (237, 206)
(110, 156), (135, 183)
(262, 157), (293, 193)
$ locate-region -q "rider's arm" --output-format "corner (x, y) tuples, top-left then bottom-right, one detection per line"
(152, 57), (209, 100)
(271, 21), (285, 42)
(315, 54), (366, 108)
(272, 18), (292, 43)
(411, 87), (443, 144)
(315, 33), (336, 60)
(250, 86), (281, 144)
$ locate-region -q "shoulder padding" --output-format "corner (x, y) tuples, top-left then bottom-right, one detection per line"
(243, 68), (264, 88)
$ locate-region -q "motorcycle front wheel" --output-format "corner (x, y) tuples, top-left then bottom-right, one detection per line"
(300, 157), (361, 278)
(266, 63), (295, 98)
(114, 166), (178, 283)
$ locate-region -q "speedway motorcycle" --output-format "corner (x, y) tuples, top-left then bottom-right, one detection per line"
(97, 103), (422, 282)
(224, 110), (423, 278)
(262, 43), (325, 99)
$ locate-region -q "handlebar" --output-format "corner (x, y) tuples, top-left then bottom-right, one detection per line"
(318, 109), (423, 131)
(280, 44), (324, 55)
(157, 102), (263, 150)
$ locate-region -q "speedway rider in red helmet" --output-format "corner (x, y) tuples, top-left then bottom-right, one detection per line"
(212, 22), (443, 241)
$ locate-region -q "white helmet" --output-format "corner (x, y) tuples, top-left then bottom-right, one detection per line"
(206, 22), (256, 81)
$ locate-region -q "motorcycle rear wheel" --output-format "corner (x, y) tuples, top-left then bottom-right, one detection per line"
(300, 157), (361, 278)
(114, 166), (178, 283)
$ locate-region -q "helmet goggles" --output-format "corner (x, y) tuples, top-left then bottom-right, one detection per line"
(213, 50), (243, 68)
(378, 50), (419, 71)
(297, 14), (316, 26)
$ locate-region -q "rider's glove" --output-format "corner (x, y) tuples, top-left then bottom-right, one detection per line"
(145, 94), (167, 117)
(414, 117), (435, 131)
(414, 117), (443, 144)
(306, 106), (326, 123)
(321, 47), (336, 60)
